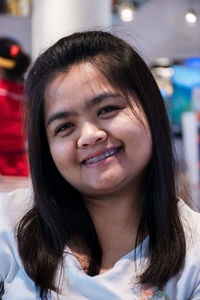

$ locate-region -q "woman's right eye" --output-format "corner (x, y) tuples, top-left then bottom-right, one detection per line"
(55, 123), (74, 136)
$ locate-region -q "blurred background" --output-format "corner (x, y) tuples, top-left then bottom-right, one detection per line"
(0, 0), (200, 210)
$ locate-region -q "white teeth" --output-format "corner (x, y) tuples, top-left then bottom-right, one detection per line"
(84, 148), (119, 165)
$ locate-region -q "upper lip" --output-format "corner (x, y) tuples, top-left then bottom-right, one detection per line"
(81, 146), (121, 164)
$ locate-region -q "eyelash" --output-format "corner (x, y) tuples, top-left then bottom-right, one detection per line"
(54, 106), (121, 136)
(97, 105), (121, 117)
(55, 123), (74, 135)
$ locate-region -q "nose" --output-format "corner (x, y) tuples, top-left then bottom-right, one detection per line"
(77, 122), (107, 148)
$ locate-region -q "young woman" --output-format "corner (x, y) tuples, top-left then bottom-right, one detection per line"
(0, 37), (30, 176)
(0, 31), (200, 300)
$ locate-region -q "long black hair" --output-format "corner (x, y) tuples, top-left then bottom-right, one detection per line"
(17, 31), (185, 299)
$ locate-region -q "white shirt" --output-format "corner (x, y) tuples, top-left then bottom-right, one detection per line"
(0, 187), (200, 299)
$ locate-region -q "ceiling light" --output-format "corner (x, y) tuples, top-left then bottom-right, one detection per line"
(119, 3), (135, 22)
(185, 10), (198, 23)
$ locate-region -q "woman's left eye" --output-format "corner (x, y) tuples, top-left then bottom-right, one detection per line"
(97, 106), (120, 117)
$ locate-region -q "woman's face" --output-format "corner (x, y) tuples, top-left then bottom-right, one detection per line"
(44, 63), (152, 198)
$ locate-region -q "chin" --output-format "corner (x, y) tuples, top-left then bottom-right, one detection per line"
(86, 178), (127, 195)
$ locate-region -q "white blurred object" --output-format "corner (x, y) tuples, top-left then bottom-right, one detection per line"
(18, 0), (31, 16)
(119, 3), (135, 22)
(182, 112), (199, 186)
(185, 10), (198, 23)
(192, 87), (200, 111)
(32, 0), (112, 60)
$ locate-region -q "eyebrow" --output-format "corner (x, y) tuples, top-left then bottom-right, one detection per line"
(46, 92), (120, 127)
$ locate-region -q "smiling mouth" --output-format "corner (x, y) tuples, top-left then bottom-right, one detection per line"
(83, 147), (121, 165)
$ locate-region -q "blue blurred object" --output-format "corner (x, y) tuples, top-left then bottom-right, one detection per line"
(160, 88), (167, 99)
(160, 88), (172, 123)
(171, 65), (200, 125)
(185, 57), (200, 68)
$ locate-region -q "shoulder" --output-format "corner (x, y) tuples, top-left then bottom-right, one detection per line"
(0, 187), (38, 294)
(169, 200), (200, 298)
(178, 199), (200, 241)
(178, 199), (200, 268)
(0, 186), (33, 230)
(0, 187), (34, 281)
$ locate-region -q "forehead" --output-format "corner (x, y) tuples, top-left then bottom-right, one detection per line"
(44, 62), (124, 124)
(45, 62), (114, 102)
(43, 62), (149, 132)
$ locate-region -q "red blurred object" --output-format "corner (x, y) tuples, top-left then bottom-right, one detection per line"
(10, 45), (21, 58)
(112, 0), (118, 5)
(0, 79), (29, 176)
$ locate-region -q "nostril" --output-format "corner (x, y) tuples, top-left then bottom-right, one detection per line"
(96, 137), (102, 143)
(77, 127), (107, 148)
(82, 143), (89, 147)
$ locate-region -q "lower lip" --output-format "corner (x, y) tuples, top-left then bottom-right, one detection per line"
(82, 148), (121, 169)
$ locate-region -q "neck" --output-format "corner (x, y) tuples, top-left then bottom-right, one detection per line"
(83, 188), (143, 271)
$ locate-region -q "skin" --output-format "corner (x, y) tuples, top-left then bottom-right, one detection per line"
(45, 62), (152, 272)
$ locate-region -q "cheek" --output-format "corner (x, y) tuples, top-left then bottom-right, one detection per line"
(125, 123), (152, 158)
(49, 140), (75, 168)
